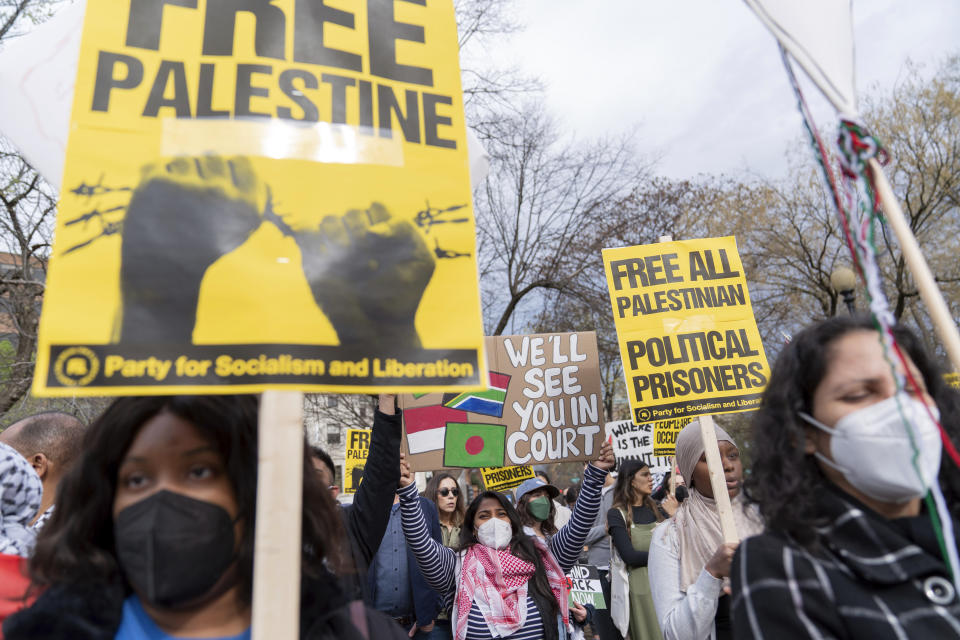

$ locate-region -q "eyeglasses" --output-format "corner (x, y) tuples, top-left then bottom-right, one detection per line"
(439, 488), (460, 497)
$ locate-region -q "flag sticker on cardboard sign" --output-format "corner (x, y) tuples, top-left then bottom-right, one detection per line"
(443, 422), (506, 467)
(443, 371), (511, 417)
(402, 405), (468, 455)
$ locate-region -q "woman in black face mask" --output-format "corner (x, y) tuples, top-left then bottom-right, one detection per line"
(3, 395), (408, 640)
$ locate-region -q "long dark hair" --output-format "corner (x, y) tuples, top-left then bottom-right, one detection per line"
(612, 460), (664, 522)
(745, 315), (960, 548)
(460, 491), (560, 639)
(424, 472), (465, 528)
(28, 395), (345, 602)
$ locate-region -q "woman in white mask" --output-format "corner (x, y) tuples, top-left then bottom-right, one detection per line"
(398, 442), (614, 640)
(732, 315), (960, 638)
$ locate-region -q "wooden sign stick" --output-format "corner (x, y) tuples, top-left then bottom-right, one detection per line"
(698, 415), (739, 544)
(252, 390), (305, 640)
(868, 158), (960, 374)
(654, 236), (739, 543)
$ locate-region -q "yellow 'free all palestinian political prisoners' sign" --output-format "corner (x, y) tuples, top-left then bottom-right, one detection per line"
(602, 237), (770, 423)
(343, 428), (371, 495)
(33, 0), (486, 396)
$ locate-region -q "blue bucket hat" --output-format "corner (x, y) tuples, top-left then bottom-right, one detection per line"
(515, 477), (560, 503)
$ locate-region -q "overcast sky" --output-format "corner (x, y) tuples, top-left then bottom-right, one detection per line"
(494, 0), (959, 179)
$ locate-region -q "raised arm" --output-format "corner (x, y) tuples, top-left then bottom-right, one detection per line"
(549, 441), (614, 571)
(398, 467), (457, 596)
(347, 395), (402, 566)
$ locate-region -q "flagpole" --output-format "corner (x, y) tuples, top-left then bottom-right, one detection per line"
(868, 159), (960, 374)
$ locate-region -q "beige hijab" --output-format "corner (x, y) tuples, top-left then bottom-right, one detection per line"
(672, 420), (763, 591)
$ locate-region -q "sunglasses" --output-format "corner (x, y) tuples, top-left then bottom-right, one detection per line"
(439, 488), (460, 497)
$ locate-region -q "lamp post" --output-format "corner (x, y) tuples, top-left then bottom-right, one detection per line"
(830, 266), (857, 315)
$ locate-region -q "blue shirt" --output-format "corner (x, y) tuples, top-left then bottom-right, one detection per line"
(372, 502), (413, 617)
(114, 596), (251, 640)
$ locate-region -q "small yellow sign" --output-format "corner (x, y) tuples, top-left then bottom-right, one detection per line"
(34, 0), (485, 396)
(343, 428), (371, 495)
(603, 236), (770, 423)
(481, 465), (535, 493)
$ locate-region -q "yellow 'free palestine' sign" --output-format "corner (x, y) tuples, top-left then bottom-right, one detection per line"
(34, 0), (486, 396)
(602, 236), (770, 424)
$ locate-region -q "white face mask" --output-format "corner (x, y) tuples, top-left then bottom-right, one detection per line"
(476, 517), (513, 549)
(800, 392), (942, 504)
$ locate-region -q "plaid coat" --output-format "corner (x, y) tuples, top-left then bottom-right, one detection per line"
(731, 488), (960, 639)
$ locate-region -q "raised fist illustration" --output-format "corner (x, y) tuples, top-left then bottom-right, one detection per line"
(116, 156), (266, 343)
(292, 203), (436, 351)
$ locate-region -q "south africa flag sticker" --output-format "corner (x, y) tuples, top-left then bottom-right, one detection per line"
(443, 422), (506, 467)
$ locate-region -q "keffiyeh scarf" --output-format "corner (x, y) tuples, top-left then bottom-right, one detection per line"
(455, 536), (568, 640)
(0, 442), (42, 557)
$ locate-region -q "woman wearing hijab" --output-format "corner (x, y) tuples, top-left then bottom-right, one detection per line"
(398, 442), (615, 640)
(732, 316), (960, 638)
(647, 421), (762, 640)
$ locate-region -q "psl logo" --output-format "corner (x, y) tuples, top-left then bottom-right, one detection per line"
(53, 347), (100, 386)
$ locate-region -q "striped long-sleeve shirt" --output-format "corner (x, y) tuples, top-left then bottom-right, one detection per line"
(399, 464), (608, 639)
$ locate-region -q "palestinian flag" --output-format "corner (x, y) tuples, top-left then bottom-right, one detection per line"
(443, 371), (510, 418)
(443, 422), (506, 468)
(403, 405), (468, 454)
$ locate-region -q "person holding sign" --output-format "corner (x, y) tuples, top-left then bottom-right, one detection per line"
(3, 396), (407, 640)
(397, 441), (615, 640)
(608, 461), (665, 640)
(732, 316), (960, 638)
(647, 421), (762, 640)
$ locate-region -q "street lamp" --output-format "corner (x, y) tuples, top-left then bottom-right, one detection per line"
(830, 266), (857, 315)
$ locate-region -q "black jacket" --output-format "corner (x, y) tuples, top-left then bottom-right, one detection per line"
(3, 571), (408, 640)
(731, 486), (960, 639)
(339, 409), (402, 599)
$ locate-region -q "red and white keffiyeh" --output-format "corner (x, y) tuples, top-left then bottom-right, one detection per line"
(455, 537), (568, 640)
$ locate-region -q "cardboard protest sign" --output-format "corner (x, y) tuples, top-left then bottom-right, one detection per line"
(603, 237), (770, 423)
(567, 565), (606, 609)
(605, 420), (675, 476)
(32, 0), (486, 396)
(401, 333), (604, 471)
(481, 465), (536, 493)
(343, 429), (370, 495)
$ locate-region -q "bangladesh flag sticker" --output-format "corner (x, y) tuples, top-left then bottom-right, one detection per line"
(443, 422), (506, 467)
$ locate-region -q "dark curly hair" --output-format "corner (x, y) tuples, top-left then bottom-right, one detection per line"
(460, 491), (560, 640)
(744, 315), (960, 548)
(28, 395), (346, 602)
